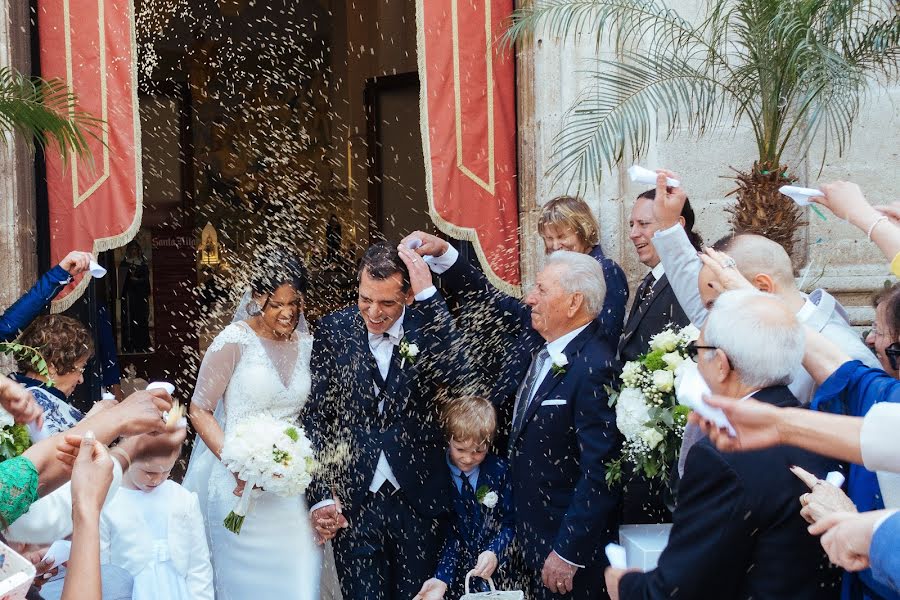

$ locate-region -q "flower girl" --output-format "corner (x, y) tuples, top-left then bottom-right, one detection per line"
(100, 428), (214, 600)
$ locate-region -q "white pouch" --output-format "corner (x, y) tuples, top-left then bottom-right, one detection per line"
(459, 571), (524, 600)
(0, 538), (36, 599)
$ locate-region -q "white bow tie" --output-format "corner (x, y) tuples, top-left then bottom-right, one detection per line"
(369, 332), (401, 346)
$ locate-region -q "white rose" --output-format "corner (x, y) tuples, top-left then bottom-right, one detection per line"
(406, 343), (419, 357)
(650, 330), (679, 353)
(640, 428), (664, 449)
(679, 324), (701, 343)
(482, 491), (499, 508)
(652, 369), (674, 393)
(0, 408), (14, 429)
(551, 352), (568, 368)
(662, 352), (685, 372)
(615, 388), (651, 440)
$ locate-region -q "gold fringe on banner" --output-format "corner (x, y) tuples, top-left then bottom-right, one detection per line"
(415, 0), (522, 299)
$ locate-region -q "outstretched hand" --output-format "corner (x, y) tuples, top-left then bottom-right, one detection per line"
(809, 510), (893, 572)
(58, 251), (94, 277)
(688, 394), (781, 451)
(652, 169), (688, 230)
(0, 377), (43, 429)
(698, 248), (754, 294)
(413, 577), (448, 600)
(792, 465), (856, 525)
(400, 231), (449, 258)
(397, 244), (433, 296)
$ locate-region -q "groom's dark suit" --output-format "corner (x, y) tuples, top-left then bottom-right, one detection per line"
(439, 256), (622, 600)
(305, 292), (466, 600)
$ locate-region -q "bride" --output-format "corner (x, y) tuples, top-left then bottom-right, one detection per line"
(183, 254), (320, 599)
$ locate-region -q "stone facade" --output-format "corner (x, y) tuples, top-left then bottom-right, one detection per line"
(515, 7), (898, 325)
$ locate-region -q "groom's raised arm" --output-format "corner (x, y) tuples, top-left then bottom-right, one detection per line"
(401, 231), (530, 333)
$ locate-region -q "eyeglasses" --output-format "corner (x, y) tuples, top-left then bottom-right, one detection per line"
(686, 341), (718, 360)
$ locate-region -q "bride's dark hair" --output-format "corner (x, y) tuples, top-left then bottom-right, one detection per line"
(250, 251), (308, 296)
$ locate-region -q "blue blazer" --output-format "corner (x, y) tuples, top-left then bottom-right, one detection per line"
(304, 293), (469, 520)
(439, 257), (622, 570)
(589, 244), (629, 344)
(436, 453), (515, 588)
(620, 386), (841, 600)
(0, 265), (69, 341)
(872, 512), (900, 593)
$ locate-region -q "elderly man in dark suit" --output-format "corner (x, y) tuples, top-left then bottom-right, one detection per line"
(305, 242), (468, 600)
(404, 231), (622, 600)
(606, 289), (841, 600)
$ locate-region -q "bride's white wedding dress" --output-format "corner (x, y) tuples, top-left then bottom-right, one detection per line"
(183, 320), (321, 600)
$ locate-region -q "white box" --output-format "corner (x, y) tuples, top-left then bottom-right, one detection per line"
(619, 524), (672, 570)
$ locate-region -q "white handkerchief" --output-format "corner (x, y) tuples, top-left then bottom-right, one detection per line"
(406, 238), (422, 250)
(826, 471), (846, 488)
(42, 540), (71, 567)
(88, 260), (107, 278)
(540, 399), (566, 406)
(779, 185), (822, 206)
(146, 381), (175, 396)
(605, 543), (628, 569)
(675, 362), (736, 436)
(628, 165), (680, 188)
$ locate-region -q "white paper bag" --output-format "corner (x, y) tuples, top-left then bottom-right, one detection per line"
(0, 538), (36, 599)
(459, 572), (524, 600)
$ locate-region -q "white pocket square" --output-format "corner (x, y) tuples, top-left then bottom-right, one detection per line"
(541, 399), (567, 406)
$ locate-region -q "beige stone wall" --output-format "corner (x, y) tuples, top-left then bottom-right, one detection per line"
(0, 2), (38, 323)
(516, 8), (898, 325)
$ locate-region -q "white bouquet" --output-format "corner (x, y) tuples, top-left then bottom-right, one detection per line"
(220, 415), (316, 534)
(606, 324), (699, 486)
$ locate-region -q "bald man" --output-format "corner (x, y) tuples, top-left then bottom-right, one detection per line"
(605, 290), (840, 600)
(648, 174), (878, 405)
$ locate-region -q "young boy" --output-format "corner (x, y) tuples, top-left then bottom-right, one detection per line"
(414, 396), (515, 600)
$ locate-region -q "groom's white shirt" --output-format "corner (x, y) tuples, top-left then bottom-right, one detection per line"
(311, 285), (437, 511)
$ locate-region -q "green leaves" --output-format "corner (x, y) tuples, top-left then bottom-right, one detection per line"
(0, 425), (32, 461)
(507, 0), (900, 191)
(0, 342), (53, 386)
(0, 66), (100, 162)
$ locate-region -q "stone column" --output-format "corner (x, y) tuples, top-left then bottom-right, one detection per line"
(0, 2), (38, 313)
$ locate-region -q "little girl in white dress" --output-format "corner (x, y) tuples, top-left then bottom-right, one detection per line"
(100, 428), (214, 600)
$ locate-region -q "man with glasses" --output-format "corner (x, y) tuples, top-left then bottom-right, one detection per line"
(605, 289), (841, 600)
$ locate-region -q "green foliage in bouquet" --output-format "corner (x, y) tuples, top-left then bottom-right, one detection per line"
(606, 324), (699, 486)
(0, 425), (31, 461)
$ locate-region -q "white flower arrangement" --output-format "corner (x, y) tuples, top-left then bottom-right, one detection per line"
(399, 339), (419, 368)
(220, 415), (317, 534)
(606, 323), (695, 487)
(549, 351), (568, 376)
(476, 485), (498, 508)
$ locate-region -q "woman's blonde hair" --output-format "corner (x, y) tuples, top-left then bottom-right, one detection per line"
(442, 396), (496, 445)
(537, 196), (600, 248)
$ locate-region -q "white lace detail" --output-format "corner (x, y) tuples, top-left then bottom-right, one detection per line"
(206, 322), (313, 504)
(208, 322), (256, 355)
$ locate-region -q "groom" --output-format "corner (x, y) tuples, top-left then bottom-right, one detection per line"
(305, 241), (467, 600)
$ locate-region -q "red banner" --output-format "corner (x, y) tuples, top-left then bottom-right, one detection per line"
(417, 0), (521, 294)
(39, 0), (142, 311)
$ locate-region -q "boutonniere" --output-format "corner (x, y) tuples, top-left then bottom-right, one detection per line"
(476, 485), (498, 509)
(399, 338), (419, 368)
(549, 352), (568, 377)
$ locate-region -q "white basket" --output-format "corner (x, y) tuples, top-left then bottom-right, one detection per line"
(0, 539), (35, 599)
(459, 571), (524, 600)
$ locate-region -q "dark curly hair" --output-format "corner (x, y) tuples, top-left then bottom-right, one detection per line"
(16, 315), (94, 376)
(357, 241), (410, 292)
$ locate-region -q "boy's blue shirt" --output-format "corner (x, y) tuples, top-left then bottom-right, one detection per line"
(436, 452), (515, 586)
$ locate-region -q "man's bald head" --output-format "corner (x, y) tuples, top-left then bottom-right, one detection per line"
(716, 234), (796, 291)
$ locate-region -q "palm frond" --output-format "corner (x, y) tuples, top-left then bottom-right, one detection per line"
(0, 66), (100, 160)
(549, 52), (735, 191)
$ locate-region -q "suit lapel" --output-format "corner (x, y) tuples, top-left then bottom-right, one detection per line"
(620, 275), (671, 348)
(518, 322), (598, 439)
(381, 306), (419, 421)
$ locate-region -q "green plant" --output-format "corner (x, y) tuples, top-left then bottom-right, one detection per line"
(508, 0), (900, 255)
(0, 66), (98, 159)
(0, 341), (53, 385)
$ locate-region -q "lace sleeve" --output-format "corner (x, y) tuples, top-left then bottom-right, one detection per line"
(191, 324), (247, 412)
(0, 456), (39, 527)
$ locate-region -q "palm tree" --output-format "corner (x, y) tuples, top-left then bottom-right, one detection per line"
(508, 0), (900, 255)
(0, 66), (96, 159)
